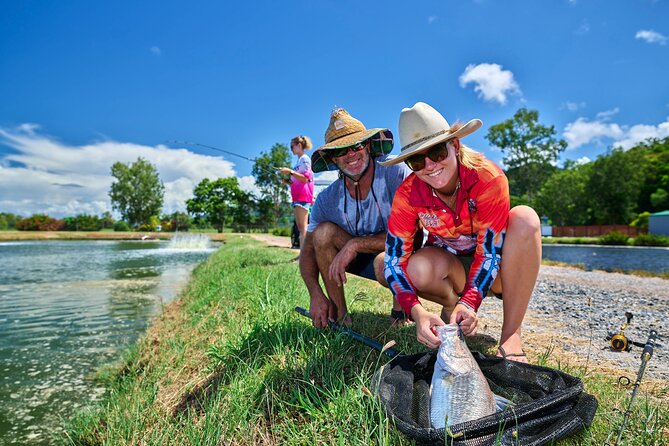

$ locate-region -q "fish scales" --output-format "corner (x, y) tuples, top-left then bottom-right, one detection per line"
(430, 324), (497, 428)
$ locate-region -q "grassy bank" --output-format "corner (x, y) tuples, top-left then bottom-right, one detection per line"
(0, 230), (226, 241)
(63, 236), (667, 444)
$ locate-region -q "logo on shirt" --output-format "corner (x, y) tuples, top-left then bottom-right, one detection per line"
(418, 212), (440, 228)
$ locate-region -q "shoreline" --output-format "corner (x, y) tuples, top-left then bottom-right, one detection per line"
(0, 230), (227, 241)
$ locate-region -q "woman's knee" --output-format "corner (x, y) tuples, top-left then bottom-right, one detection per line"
(406, 249), (446, 289)
(509, 206), (540, 237)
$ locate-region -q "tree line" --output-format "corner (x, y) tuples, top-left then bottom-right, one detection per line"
(3, 112), (667, 233)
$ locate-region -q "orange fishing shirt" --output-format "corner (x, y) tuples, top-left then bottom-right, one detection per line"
(384, 159), (509, 315)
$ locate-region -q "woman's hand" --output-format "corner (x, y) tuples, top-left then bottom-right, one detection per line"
(449, 303), (478, 336)
(411, 305), (445, 349)
(278, 167), (293, 175)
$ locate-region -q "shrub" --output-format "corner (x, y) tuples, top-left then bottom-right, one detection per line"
(633, 233), (669, 247)
(630, 211), (650, 231)
(16, 214), (65, 231)
(599, 231), (629, 245)
(113, 221), (130, 232)
(270, 227), (291, 237)
(63, 214), (103, 231)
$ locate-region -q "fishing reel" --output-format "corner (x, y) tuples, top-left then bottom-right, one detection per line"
(606, 312), (636, 352)
(606, 312), (661, 352)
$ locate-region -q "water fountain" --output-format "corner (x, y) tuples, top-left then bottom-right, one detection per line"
(166, 233), (212, 250)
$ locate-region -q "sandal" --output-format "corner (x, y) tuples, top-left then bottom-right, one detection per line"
(497, 345), (527, 360)
(390, 309), (408, 323)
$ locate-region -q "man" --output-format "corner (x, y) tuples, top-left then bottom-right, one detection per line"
(300, 107), (410, 328)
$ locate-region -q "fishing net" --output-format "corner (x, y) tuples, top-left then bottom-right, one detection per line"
(371, 351), (598, 446)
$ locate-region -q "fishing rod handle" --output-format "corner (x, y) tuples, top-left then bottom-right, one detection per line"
(643, 329), (658, 359)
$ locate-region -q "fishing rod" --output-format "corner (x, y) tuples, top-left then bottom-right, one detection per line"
(613, 328), (658, 446)
(295, 306), (399, 358)
(168, 140), (283, 175)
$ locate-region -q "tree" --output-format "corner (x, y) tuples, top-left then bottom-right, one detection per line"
(252, 143), (291, 226)
(486, 108), (567, 204)
(186, 177), (249, 233)
(109, 157), (164, 228)
(536, 162), (591, 226)
(627, 137), (669, 213)
(587, 148), (643, 224)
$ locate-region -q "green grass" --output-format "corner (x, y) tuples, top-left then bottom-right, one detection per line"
(63, 236), (668, 445)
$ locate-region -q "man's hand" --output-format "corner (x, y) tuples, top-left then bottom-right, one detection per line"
(309, 292), (334, 329)
(328, 240), (357, 286)
(449, 303), (478, 336)
(411, 305), (445, 349)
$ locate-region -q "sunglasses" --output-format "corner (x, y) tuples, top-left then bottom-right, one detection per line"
(405, 142), (450, 171)
(330, 141), (368, 158)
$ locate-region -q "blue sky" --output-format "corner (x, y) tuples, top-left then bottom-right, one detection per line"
(1, 0), (668, 217)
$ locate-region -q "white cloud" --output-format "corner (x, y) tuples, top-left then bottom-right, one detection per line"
(561, 101), (586, 112)
(459, 63), (521, 105)
(595, 107), (620, 120)
(150, 46), (162, 56)
(635, 29), (668, 45)
(427, 16), (437, 24)
(0, 125), (258, 218)
(563, 113), (669, 149)
(575, 156), (591, 165)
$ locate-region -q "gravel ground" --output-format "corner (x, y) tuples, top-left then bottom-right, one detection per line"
(478, 265), (669, 382)
(249, 235), (669, 382)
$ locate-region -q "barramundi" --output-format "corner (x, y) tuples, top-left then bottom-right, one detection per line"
(429, 324), (497, 428)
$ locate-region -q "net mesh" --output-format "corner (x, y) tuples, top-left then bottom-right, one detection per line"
(371, 351), (598, 446)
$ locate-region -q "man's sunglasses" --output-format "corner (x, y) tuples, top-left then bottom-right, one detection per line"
(405, 142), (450, 171)
(330, 141), (368, 158)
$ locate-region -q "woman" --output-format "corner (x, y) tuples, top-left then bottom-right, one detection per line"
(279, 135), (315, 249)
(381, 102), (541, 362)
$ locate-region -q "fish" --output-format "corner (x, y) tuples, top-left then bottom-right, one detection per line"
(429, 324), (497, 428)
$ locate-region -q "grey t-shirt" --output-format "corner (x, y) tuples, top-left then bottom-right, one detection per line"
(308, 155), (410, 236)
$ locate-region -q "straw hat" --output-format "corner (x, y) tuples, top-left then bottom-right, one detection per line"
(379, 102), (482, 166)
(311, 107), (393, 173)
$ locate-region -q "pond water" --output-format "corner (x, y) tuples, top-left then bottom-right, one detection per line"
(542, 244), (669, 273)
(0, 237), (216, 445)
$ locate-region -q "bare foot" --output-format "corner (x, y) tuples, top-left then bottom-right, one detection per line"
(497, 333), (528, 363)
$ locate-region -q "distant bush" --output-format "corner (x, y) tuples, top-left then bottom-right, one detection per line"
(271, 227), (291, 237)
(629, 211), (650, 231)
(0, 212), (21, 230)
(16, 214), (65, 231)
(63, 214), (103, 231)
(633, 233), (669, 247)
(599, 231), (629, 245)
(113, 221), (130, 232)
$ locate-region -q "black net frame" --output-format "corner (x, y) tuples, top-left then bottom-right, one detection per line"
(371, 351), (598, 446)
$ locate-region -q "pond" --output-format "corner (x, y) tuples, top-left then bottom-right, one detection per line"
(542, 244), (669, 274)
(0, 236), (216, 445)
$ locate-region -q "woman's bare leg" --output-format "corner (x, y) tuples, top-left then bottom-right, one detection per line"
(493, 205), (541, 362)
(294, 206), (309, 249)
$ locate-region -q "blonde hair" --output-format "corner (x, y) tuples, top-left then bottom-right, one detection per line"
(448, 122), (487, 170)
(290, 135), (313, 150)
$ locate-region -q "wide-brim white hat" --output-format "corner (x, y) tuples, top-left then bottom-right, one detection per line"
(379, 102), (482, 166)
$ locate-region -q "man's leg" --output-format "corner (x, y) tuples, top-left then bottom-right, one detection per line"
(312, 222), (354, 325)
(373, 253), (410, 323)
(492, 205), (541, 362)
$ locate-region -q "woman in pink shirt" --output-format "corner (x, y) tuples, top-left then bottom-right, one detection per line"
(279, 135), (314, 248)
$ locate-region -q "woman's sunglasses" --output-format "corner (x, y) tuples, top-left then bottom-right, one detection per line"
(405, 142), (450, 171)
(330, 141), (368, 158)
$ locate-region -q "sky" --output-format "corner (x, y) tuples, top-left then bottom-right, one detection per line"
(1, 0), (668, 218)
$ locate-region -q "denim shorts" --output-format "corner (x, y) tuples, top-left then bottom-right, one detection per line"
(292, 201), (312, 210)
